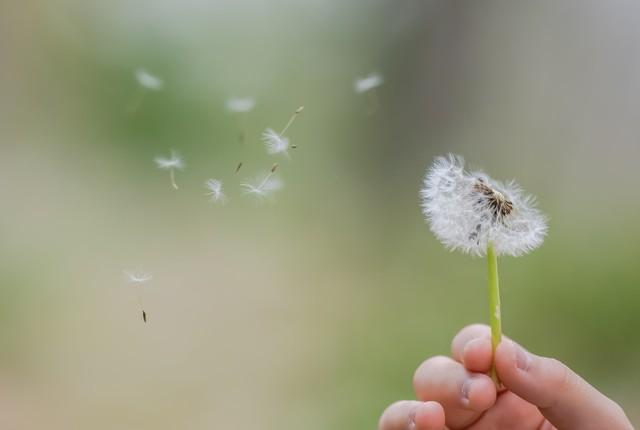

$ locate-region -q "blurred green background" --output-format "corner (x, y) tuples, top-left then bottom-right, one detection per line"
(1, 0), (639, 428)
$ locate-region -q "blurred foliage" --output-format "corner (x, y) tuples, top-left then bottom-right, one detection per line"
(1, 0), (639, 428)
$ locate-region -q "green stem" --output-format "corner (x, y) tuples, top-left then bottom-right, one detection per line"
(487, 241), (502, 386)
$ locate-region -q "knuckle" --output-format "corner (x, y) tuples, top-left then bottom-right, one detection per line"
(413, 355), (450, 388)
(458, 323), (491, 338)
(545, 358), (577, 392)
(378, 401), (415, 430)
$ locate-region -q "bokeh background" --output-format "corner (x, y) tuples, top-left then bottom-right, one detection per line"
(2, 0), (639, 428)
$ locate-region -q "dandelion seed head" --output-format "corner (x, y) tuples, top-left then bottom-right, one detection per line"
(262, 128), (290, 156)
(226, 97), (256, 113)
(205, 178), (227, 204)
(420, 154), (547, 257)
(124, 270), (153, 283)
(354, 73), (383, 93)
(154, 151), (185, 170)
(135, 68), (164, 90)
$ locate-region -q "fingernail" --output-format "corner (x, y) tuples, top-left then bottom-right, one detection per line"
(461, 338), (480, 364)
(513, 342), (532, 371)
(461, 378), (473, 405)
(407, 421), (416, 430)
(408, 409), (417, 429)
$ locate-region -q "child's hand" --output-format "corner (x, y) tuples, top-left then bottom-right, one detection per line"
(379, 324), (633, 430)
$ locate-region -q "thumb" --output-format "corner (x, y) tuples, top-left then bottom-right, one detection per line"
(495, 340), (633, 430)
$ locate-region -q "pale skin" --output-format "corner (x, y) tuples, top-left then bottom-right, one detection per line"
(379, 324), (633, 430)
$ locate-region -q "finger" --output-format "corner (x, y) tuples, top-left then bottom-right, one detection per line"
(496, 340), (633, 430)
(379, 400), (446, 430)
(413, 356), (496, 429)
(450, 324), (493, 373)
(467, 391), (549, 430)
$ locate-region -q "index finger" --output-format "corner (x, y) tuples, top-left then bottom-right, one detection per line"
(451, 324), (514, 373)
(451, 325), (491, 362)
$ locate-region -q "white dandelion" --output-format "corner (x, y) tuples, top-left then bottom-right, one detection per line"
(354, 73), (383, 93)
(420, 154), (548, 384)
(226, 97), (256, 113)
(262, 106), (304, 157)
(135, 68), (164, 91)
(124, 269), (152, 323)
(154, 151), (185, 190)
(204, 178), (227, 204)
(241, 164), (283, 199)
(420, 154), (547, 257)
(262, 128), (290, 157)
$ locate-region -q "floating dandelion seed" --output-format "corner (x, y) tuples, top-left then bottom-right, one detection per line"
(241, 163), (283, 198)
(262, 128), (291, 157)
(154, 151), (184, 190)
(226, 97), (255, 113)
(227, 97), (256, 172)
(420, 154), (547, 384)
(204, 178), (227, 204)
(354, 73), (383, 114)
(124, 271), (153, 283)
(135, 69), (164, 90)
(262, 106), (304, 157)
(127, 68), (164, 114)
(124, 270), (152, 323)
(354, 73), (383, 93)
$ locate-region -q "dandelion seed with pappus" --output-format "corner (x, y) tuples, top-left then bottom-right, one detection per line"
(124, 270), (152, 323)
(226, 97), (255, 113)
(262, 106), (303, 157)
(354, 72), (383, 115)
(420, 154), (547, 384)
(135, 69), (164, 91)
(241, 163), (283, 199)
(204, 178), (227, 204)
(226, 97), (256, 172)
(262, 128), (290, 157)
(354, 73), (383, 93)
(128, 68), (164, 114)
(154, 150), (184, 190)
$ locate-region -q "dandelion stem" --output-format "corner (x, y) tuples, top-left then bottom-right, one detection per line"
(170, 168), (179, 190)
(487, 241), (502, 386)
(279, 106), (304, 136)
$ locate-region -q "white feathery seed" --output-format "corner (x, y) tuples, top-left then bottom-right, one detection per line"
(354, 73), (383, 93)
(154, 151), (184, 189)
(135, 68), (164, 91)
(420, 154), (547, 257)
(204, 179), (227, 204)
(241, 173), (283, 199)
(124, 269), (152, 323)
(226, 97), (256, 113)
(262, 128), (290, 157)
(154, 151), (185, 170)
(124, 270), (153, 284)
